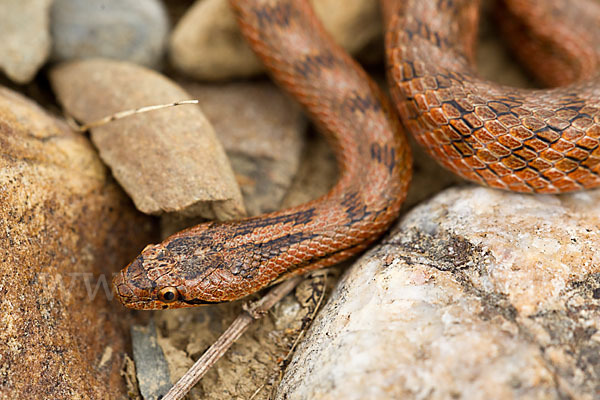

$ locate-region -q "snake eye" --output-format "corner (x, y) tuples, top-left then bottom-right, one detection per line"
(158, 287), (179, 303)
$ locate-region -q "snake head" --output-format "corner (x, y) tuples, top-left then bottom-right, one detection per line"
(113, 239), (231, 310)
(113, 214), (315, 309)
(112, 243), (194, 310)
(112, 223), (247, 309)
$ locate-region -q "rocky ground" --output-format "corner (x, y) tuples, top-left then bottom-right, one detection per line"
(0, 0), (598, 399)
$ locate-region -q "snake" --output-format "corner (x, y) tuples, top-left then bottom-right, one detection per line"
(113, 0), (600, 309)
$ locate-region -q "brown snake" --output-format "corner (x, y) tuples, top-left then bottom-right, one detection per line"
(113, 0), (600, 309)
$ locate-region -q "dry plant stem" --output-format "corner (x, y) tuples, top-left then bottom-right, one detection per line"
(162, 275), (304, 400)
(281, 271), (328, 366)
(248, 383), (266, 400)
(67, 100), (201, 132)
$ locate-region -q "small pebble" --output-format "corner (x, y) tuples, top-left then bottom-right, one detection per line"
(131, 322), (172, 400)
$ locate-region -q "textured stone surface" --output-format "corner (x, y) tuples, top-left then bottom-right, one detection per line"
(50, 59), (245, 220)
(169, 0), (381, 80)
(50, 0), (169, 68)
(277, 187), (600, 400)
(0, 0), (52, 83)
(184, 80), (306, 216)
(0, 87), (155, 398)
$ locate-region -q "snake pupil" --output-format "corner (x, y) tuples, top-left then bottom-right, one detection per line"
(164, 291), (174, 301)
(158, 287), (179, 303)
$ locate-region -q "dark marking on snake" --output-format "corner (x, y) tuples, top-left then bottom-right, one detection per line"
(252, 3), (293, 27)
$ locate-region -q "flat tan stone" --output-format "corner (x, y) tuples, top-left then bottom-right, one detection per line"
(50, 59), (245, 220)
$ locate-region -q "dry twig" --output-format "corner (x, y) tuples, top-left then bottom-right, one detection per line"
(66, 100), (200, 132)
(281, 270), (328, 367)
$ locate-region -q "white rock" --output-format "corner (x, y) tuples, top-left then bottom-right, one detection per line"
(277, 186), (600, 400)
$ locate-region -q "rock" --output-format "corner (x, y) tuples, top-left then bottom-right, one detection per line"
(131, 322), (172, 400)
(170, 0), (260, 80)
(169, 0), (381, 80)
(0, 87), (156, 398)
(0, 0), (52, 83)
(50, 0), (169, 68)
(50, 59), (245, 220)
(281, 129), (337, 208)
(183, 80), (306, 216)
(277, 187), (600, 399)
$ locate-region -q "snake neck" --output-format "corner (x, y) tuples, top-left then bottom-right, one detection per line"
(114, 0), (412, 308)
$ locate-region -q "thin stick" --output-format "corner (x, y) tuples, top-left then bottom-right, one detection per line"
(281, 271), (328, 366)
(248, 383), (266, 400)
(70, 100), (200, 132)
(162, 275), (304, 400)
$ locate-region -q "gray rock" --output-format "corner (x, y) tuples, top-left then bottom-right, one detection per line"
(183, 80), (306, 217)
(50, 0), (169, 67)
(0, 0), (52, 83)
(277, 186), (600, 400)
(131, 322), (172, 400)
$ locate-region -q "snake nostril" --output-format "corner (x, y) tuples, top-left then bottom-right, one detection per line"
(113, 272), (134, 299)
(117, 284), (134, 298)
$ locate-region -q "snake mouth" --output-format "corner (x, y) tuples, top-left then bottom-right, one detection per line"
(181, 298), (223, 306)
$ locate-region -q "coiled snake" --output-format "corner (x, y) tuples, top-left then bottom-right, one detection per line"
(113, 0), (600, 309)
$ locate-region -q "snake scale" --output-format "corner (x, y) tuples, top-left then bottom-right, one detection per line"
(113, 0), (600, 309)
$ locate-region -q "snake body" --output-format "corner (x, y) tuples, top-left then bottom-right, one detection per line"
(113, 0), (600, 309)
(387, 0), (600, 193)
(113, 0), (412, 309)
